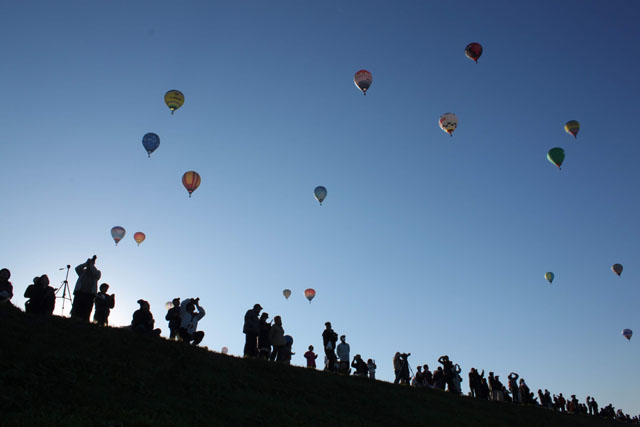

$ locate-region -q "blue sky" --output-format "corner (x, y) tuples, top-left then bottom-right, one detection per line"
(2, 0), (640, 414)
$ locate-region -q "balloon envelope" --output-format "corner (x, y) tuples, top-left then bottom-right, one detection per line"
(314, 186), (327, 205)
(221, 346), (229, 354)
(142, 133), (160, 157)
(622, 329), (633, 341)
(354, 70), (372, 95)
(111, 226), (126, 245)
(283, 289), (291, 299)
(134, 232), (146, 246)
(545, 272), (554, 284)
(547, 148), (565, 169)
(439, 113), (458, 136)
(465, 42), (483, 63)
(182, 171), (201, 197)
(612, 264), (623, 276)
(164, 90), (184, 114)
(304, 288), (316, 302)
(564, 120), (580, 138)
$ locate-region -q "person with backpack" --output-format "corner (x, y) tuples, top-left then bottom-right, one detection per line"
(179, 298), (206, 346)
(93, 283), (115, 326)
(322, 322), (338, 372)
(24, 275), (55, 315)
(71, 256), (101, 321)
(165, 298), (181, 340)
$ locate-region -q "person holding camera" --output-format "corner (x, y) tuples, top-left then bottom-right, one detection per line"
(179, 298), (206, 346)
(71, 255), (101, 321)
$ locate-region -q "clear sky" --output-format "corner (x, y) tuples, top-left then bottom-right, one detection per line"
(2, 0), (639, 414)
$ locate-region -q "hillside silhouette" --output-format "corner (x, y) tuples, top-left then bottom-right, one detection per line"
(0, 303), (622, 426)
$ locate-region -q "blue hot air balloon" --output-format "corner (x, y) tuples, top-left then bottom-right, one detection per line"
(142, 133), (160, 158)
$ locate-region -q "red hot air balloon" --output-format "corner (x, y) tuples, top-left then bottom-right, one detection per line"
(134, 232), (146, 246)
(182, 171), (201, 197)
(465, 43), (483, 63)
(354, 70), (372, 96)
(304, 288), (316, 303)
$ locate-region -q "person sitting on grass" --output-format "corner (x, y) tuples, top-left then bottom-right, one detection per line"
(351, 354), (368, 377)
(179, 297), (206, 346)
(0, 268), (13, 303)
(131, 299), (161, 337)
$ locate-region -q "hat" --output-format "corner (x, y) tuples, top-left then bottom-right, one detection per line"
(253, 303), (262, 310)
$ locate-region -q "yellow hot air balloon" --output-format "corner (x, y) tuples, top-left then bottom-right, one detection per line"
(164, 90), (184, 115)
(564, 120), (580, 138)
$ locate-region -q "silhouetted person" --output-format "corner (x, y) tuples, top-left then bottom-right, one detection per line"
(179, 298), (205, 346)
(336, 335), (350, 374)
(24, 275), (55, 315)
(412, 365), (424, 387)
(494, 375), (505, 401)
(165, 298), (181, 340)
(544, 389), (553, 409)
(518, 378), (530, 404)
(367, 359), (377, 380)
(304, 345), (317, 368)
(554, 393), (566, 412)
(71, 256), (101, 321)
(423, 364), (433, 387)
(469, 368), (484, 398)
(438, 355), (456, 393)
(243, 303), (262, 357)
(397, 353), (411, 384)
(433, 366), (445, 390)
(280, 336), (294, 365)
(479, 378), (490, 399)
(587, 396), (599, 416)
(131, 299), (161, 336)
(352, 354), (368, 377)
(258, 312), (272, 360)
(508, 372), (519, 403)
(322, 322), (338, 372)
(269, 315), (286, 362)
(0, 268), (13, 303)
(93, 283), (115, 326)
(452, 363), (462, 395)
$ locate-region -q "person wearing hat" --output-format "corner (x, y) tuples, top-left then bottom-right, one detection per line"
(243, 303), (262, 357)
(131, 299), (161, 336)
(165, 298), (181, 340)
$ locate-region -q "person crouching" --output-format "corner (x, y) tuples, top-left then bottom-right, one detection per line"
(179, 298), (206, 346)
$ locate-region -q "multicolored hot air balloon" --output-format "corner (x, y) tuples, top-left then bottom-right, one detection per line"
(612, 263), (623, 277)
(547, 148), (565, 169)
(564, 120), (580, 138)
(182, 171), (201, 197)
(134, 232), (146, 246)
(354, 70), (372, 96)
(439, 113), (458, 136)
(314, 186), (327, 205)
(283, 289), (291, 300)
(221, 346), (229, 354)
(142, 133), (160, 157)
(622, 329), (633, 341)
(465, 42), (483, 63)
(545, 272), (554, 284)
(111, 226), (126, 246)
(164, 90), (184, 114)
(304, 288), (316, 303)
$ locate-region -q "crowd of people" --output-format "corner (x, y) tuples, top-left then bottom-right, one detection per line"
(1, 258), (638, 423)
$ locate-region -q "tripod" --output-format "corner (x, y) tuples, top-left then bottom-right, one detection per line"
(55, 265), (72, 316)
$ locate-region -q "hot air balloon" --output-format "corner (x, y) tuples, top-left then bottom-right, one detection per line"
(142, 133), (160, 157)
(545, 272), (554, 284)
(165, 301), (173, 311)
(622, 329), (633, 341)
(221, 346), (229, 354)
(304, 288), (316, 303)
(314, 186), (327, 205)
(547, 148), (565, 169)
(182, 171), (201, 197)
(283, 289), (291, 299)
(164, 90), (184, 114)
(111, 226), (126, 246)
(612, 264), (623, 277)
(564, 120), (580, 138)
(354, 70), (372, 96)
(439, 113), (458, 136)
(134, 232), (146, 246)
(465, 42), (483, 63)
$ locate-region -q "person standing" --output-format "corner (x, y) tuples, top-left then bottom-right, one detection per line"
(367, 359), (377, 380)
(0, 268), (13, 303)
(304, 345), (318, 368)
(322, 322), (338, 372)
(179, 298), (206, 346)
(243, 303), (262, 357)
(24, 275), (55, 315)
(336, 335), (350, 374)
(268, 315), (286, 362)
(71, 256), (101, 321)
(165, 298), (181, 340)
(508, 372), (520, 403)
(93, 283), (115, 326)
(258, 312), (272, 360)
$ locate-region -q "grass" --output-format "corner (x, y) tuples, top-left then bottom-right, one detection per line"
(0, 303), (623, 426)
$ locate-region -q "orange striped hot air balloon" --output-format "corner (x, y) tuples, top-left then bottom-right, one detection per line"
(134, 232), (146, 246)
(182, 171), (201, 197)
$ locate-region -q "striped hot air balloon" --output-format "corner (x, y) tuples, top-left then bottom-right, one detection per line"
(354, 70), (372, 95)
(182, 171), (201, 197)
(164, 90), (184, 114)
(111, 226), (126, 246)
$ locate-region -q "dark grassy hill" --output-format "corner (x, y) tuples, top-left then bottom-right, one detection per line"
(0, 304), (622, 427)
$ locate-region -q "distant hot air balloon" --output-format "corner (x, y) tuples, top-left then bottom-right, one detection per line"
(439, 113), (458, 136)
(545, 272), (554, 284)
(564, 120), (580, 139)
(165, 301), (173, 311)
(221, 346), (229, 354)
(354, 70), (372, 96)
(314, 186), (327, 205)
(111, 226), (126, 246)
(142, 133), (160, 158)
(304, 288), (316, 303)
(134, 232), (146, 246)
(622, 329), (633, 341)
(612, 264), (623, 277)
(164, 90), (184, 114)
(465, 42), (483, 63)
(283, 289), (291, 299)
(547, 148), (565, 169)
(182, 171), (201, 197)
